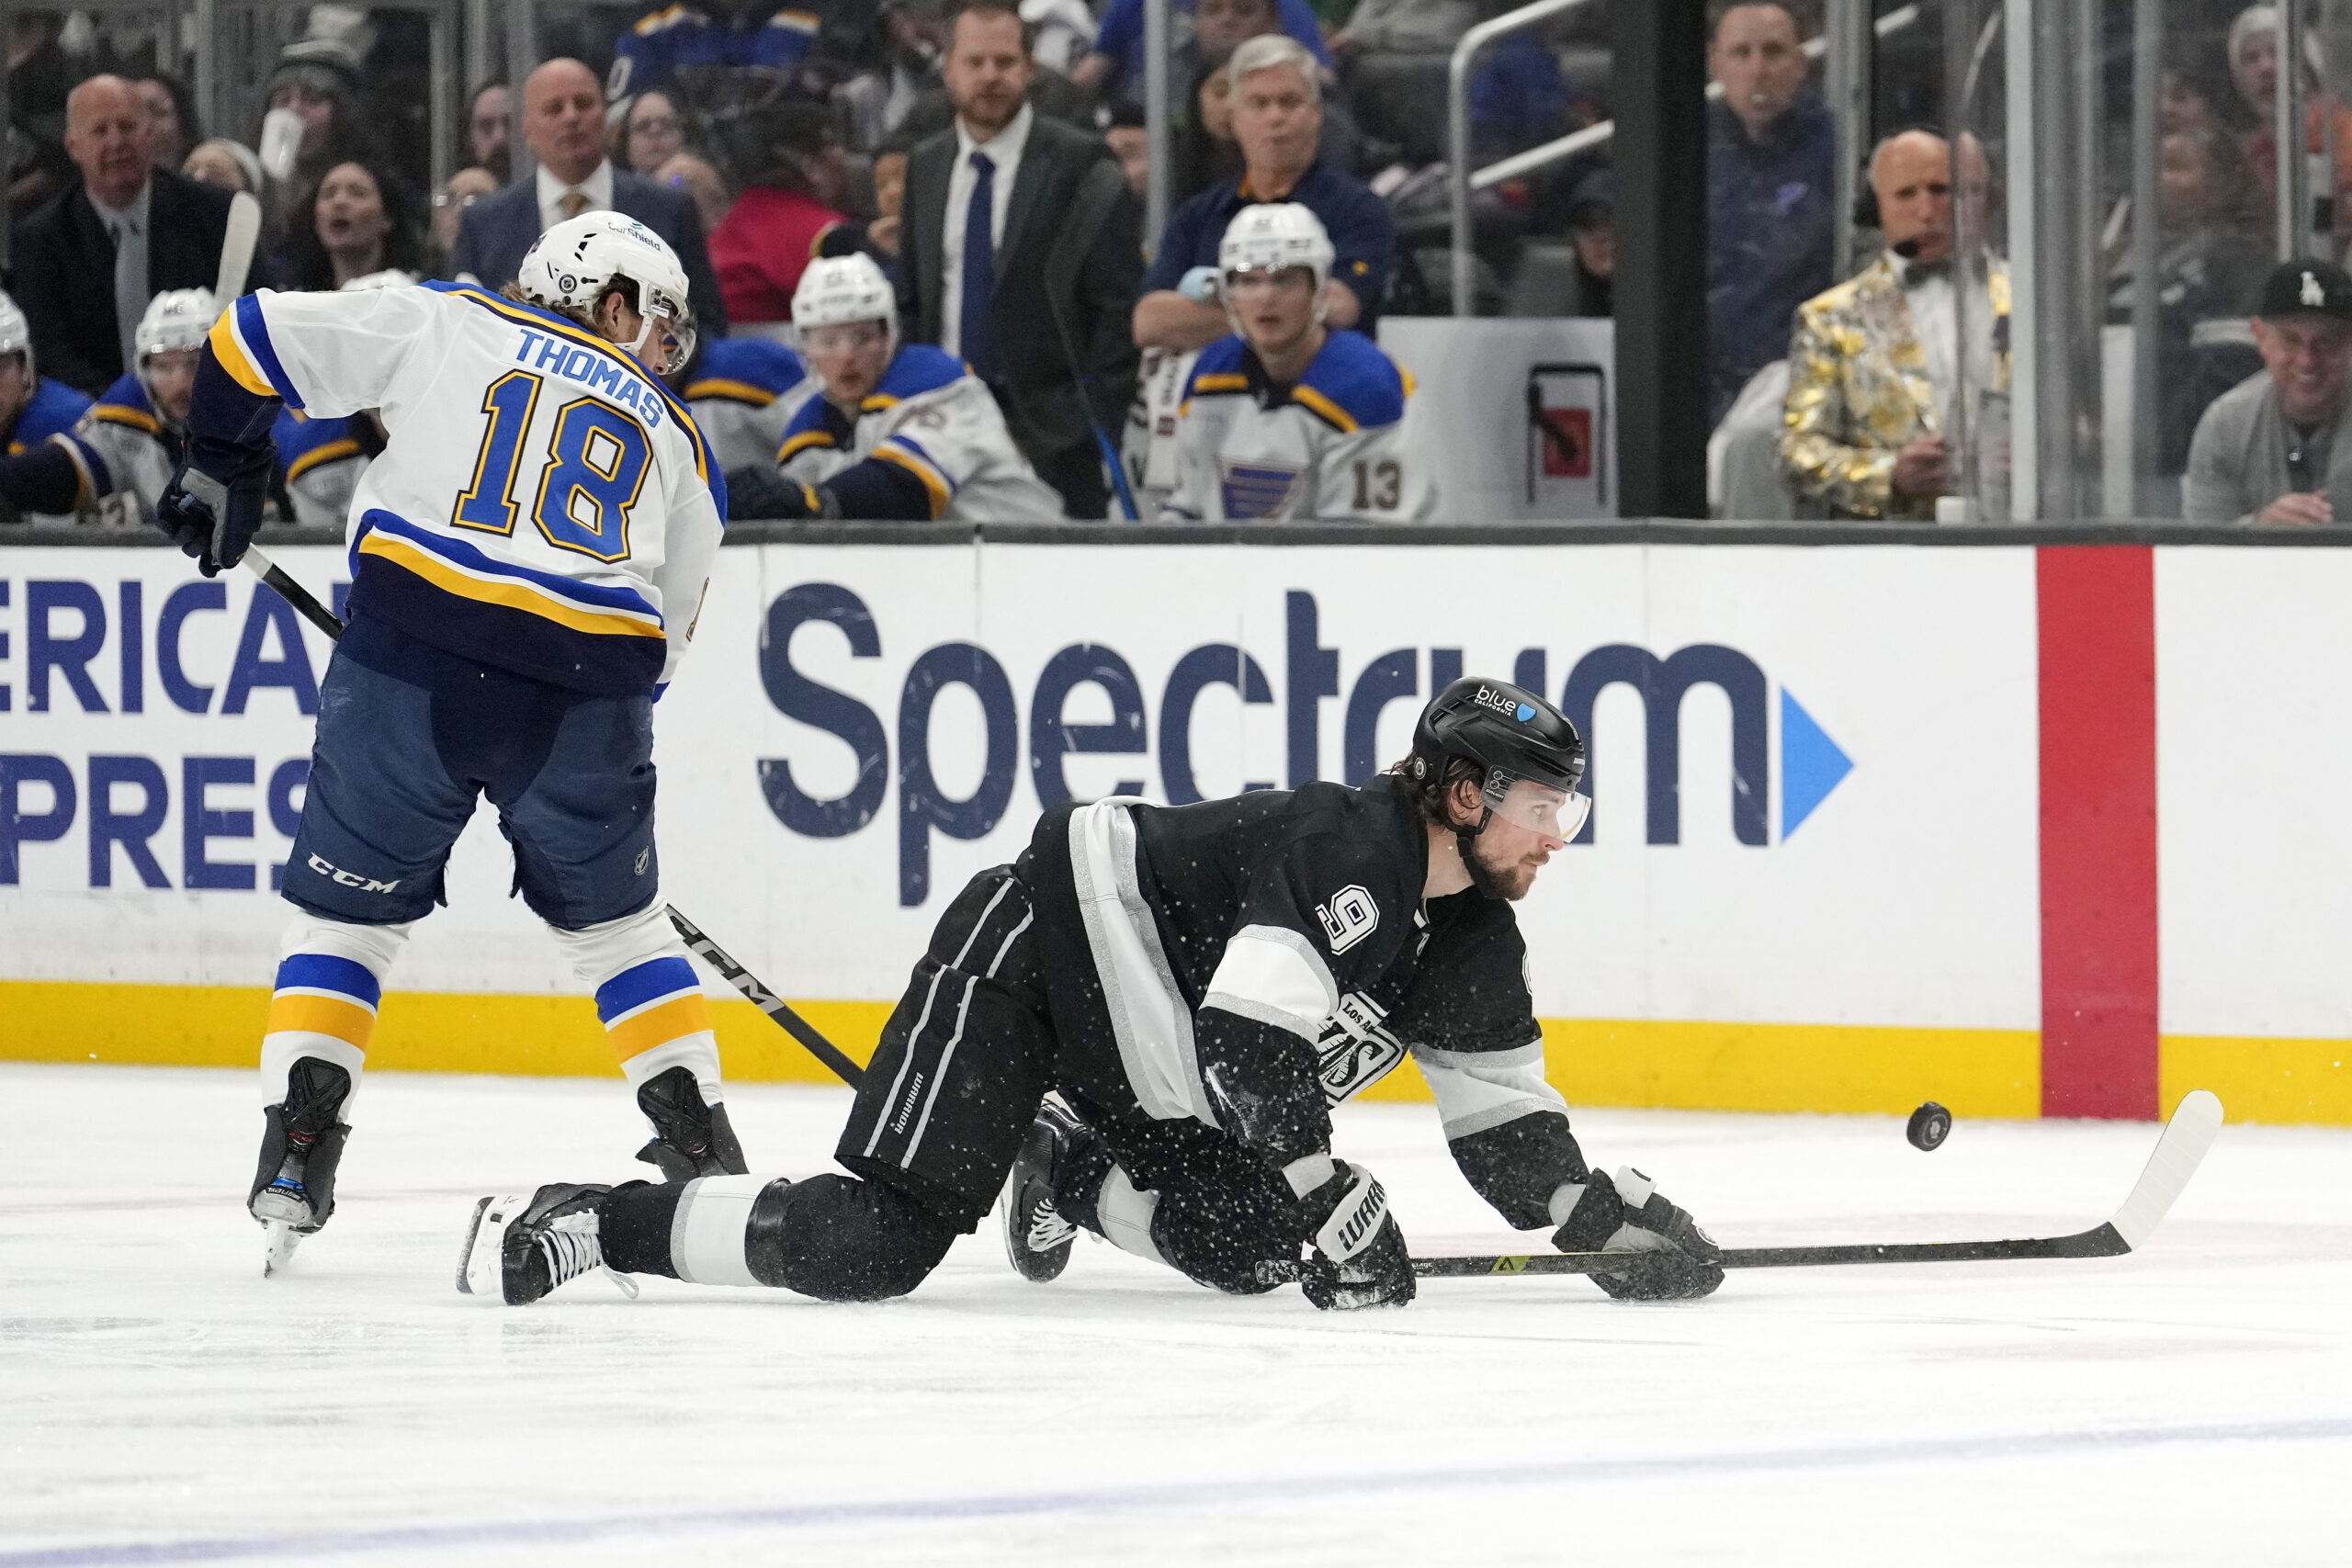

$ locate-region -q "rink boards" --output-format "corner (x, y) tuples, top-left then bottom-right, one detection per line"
(0, 538), (2346, 1124)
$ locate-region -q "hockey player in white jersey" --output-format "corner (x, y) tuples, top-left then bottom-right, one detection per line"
(724, 254), (1065, 522)
(683, 333), (816, 475)
(149, 212), (748, 1269)
(274, 271), (418, 528)
(1163, 204), (1438, 523)
(0, 288), (92, 524)
(0, 288), (211, 526)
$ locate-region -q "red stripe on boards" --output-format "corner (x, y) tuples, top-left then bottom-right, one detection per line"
(2036, 546), (2160, 1119)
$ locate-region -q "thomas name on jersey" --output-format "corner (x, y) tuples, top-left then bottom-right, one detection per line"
(514, 327), (670, 430)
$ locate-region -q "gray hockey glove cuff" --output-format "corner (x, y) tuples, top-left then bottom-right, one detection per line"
(1550, 1166), (1724, 1302)
(1295, 1159), (1414, 1311)
(156, 436), (274, 577)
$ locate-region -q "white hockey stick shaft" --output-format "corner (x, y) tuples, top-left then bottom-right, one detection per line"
(215, 191), (262, 305)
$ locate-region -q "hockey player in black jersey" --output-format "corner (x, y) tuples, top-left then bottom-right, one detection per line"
(458, 678), (1724, 1310)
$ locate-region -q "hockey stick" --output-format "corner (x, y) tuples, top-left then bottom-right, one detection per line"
(1257, 1089), (2225, 1285)
(237, 552), (867, 1091)
(1044, 278), (1144, 522)
(664, 907), (865, 1086)
(215, 190), (262, 304)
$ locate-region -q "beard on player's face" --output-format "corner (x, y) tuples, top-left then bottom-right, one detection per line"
(1457, 814), (1550, 901)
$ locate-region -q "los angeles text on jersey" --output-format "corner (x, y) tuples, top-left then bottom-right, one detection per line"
(512, 327), (668, 430)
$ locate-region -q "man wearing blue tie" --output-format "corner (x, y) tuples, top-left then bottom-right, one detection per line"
(895, 0), (1144, 518)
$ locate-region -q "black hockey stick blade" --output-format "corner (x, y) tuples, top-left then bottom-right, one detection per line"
(1261, 1089), (2224, 1285)
(666, 907), (865, 1087)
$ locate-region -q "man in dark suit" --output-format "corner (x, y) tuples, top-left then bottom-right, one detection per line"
(447, 58), (727, 343)
(10, 74), (233, 398)
(897, 0), (1143, 518)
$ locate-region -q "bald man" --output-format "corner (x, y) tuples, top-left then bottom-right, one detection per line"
(1779, 130), (2010, 520)
(12, 73), (232, 396)
(446, 58), (727, 345)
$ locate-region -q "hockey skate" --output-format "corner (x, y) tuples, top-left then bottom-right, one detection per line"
(249, 1056), (354, 1275)
(456, 1183), (638, 1305)
(1001, 1097), (1112, 1283)
(633, 1065), (749, 1180)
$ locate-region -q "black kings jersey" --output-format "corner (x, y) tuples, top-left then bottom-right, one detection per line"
(1021, 775), (1589, 1216)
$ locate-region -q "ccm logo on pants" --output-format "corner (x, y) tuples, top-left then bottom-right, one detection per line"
(306, 853), (401, 894)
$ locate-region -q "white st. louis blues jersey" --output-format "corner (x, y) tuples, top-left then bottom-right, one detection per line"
(1162, 330), (1439, 523)
(55, 373), (178, 528)
(684, 335), (817, 475)
(775, 344), (1065, 521)
(209, 283), (726, 695)
(273, 407), (373, 529)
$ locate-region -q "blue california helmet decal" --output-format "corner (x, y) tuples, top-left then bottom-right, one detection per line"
(1516, 703), (1536, 721)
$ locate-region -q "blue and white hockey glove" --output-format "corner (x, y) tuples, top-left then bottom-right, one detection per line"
(1177, 265), (1221, 302)
(1551, 1166), (1724, 1301)
(156, 436), (274, 578)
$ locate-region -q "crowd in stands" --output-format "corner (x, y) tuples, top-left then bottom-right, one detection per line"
(0, 0), (2341, 526)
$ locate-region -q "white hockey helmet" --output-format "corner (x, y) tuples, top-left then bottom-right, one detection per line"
(790, 253), (899, 355)
(340, 267), (419, 291)
(136, 288), (220, 361)
(1219, 202), (1335, 307)
(0, 288), (33, 381)
(514, 209), (696, 367)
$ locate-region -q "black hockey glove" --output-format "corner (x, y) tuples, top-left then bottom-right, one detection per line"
(725, 464), (832, 521)
(156, 436), (274, 577)
(1552, 1166), (1724, 1302)
(1295, 1159), (1415, 1311)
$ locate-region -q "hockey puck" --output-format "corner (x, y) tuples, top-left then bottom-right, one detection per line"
(1906, 1101), (1952, 1151)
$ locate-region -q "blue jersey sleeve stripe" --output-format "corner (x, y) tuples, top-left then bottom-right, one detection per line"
(236, 296), (304, 409)
(594, 955), (700, 1021)
(273, 953), (382, 1008)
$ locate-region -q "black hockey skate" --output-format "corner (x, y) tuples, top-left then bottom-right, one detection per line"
(1001, 1097), (1112, 1282)
(248, 1056), (354, 1274)
(456, 1182), (636, 1305)
(633, 1065), (748, 1181)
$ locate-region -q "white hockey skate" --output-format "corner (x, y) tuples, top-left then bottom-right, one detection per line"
(457, 1183), (639, 1305)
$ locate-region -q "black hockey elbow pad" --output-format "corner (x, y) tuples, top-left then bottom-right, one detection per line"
(725, 465), (831, 520)
(1194, 1007), (1330, 1166)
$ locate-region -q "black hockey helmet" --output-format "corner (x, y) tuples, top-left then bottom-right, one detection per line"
(1409, 677), (1589, 843)
(1413, 677), (1586, 793)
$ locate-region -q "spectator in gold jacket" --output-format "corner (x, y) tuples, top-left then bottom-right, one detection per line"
(1780, 130), (2010, 519)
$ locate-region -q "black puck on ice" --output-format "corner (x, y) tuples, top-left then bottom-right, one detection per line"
(1906, 1101), (1952, 1151)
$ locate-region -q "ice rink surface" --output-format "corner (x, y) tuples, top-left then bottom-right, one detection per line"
(3, 1063), (2346, 1567)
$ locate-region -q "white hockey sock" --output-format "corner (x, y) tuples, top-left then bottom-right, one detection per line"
(667, 1174), (772, 1286)
(550, 903), (723, 1103)
(261, 913), (412, 1112)
(1095, 1166), (1169, 1266)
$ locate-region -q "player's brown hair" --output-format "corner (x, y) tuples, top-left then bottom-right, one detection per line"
(1385, 753), (1485, 832)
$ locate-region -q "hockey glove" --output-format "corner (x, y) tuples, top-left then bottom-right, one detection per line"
(1552, 1166), (1724, 1302)
(1295, 1159), (1415, 1311)
(725, 464), (832, 521)
(156, 436), (274, 577)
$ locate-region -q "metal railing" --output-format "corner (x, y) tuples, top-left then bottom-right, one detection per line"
(1446, 2), (1922, 316)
